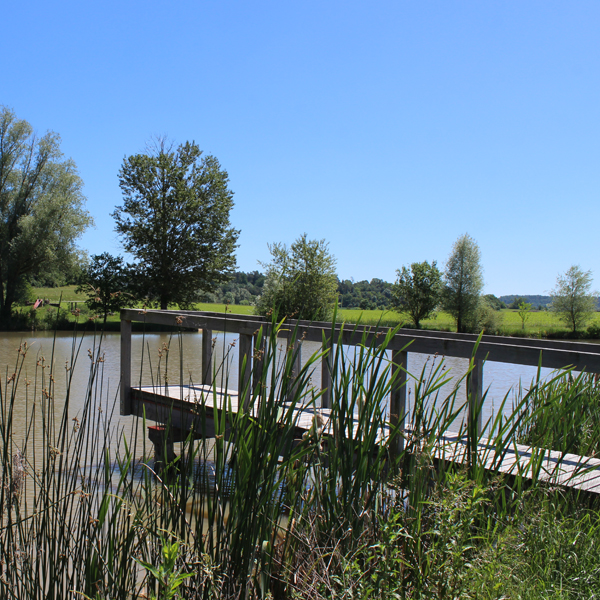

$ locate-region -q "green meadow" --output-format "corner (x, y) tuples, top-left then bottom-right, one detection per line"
(15, 286), (600, 338)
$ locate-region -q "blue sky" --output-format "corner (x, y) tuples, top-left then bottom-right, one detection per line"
(3, 1), (600, 296)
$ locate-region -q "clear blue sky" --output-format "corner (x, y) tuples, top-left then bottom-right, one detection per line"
(4, 1), (599, 296)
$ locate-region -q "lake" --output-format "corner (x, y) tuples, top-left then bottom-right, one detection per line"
(0, 329), (569, 452)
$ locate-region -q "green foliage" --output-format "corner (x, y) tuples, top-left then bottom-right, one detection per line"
(255, 233), (338, 321)
(135, 537), (194, 600)
(392, 260), (442, 328)
(550, 265), (597, 333)
(0, 106), (92, 324)
(518, 300), (533, 330)
(113, 138), (239, 310)
(482, 293), (505, 310)
(337, 278), (393, 310)
(442, 234), (484, 333)
(76, 253), (134, 323)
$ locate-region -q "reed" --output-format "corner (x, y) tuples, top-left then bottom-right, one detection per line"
(1, 318), (600, 599)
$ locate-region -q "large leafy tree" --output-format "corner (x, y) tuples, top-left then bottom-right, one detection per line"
(550, 265), (597, 333)
(113, 139), (239, 309)
(255, 234), (338, 321)
(0, 107), (92, 323)
(392, 261), (442, 328)
(76, 253), (133, 324)
(442, 234), (484, 333)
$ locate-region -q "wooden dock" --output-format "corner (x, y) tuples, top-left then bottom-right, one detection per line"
(120, 309), (600, 495)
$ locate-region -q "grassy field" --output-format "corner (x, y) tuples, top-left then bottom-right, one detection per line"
(17, 286), (600, 338)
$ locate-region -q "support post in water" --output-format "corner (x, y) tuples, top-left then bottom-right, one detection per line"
(201, 327), (213, 386)
(148, 425), (177, 478)
(120, 317), (132, 416)
(467, 357), (484, 436)
(390, 349), (408, 463)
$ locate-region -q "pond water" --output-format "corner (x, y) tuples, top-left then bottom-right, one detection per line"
(0, 329), (571, 450)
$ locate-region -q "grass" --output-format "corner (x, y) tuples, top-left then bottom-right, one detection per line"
(14, 285), (600, 338)
(2, 317), (600, 598)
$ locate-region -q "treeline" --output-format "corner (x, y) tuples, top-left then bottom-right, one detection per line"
(203, 273), (395, 310)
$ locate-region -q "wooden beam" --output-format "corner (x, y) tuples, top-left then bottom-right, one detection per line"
(239, 333), (253, 411)
(467, 358), (484, 436)
(201, 328), (213, 385)
(120, 318), (132, 415)
(390, 349), (408, 460)
(321, 335), (333, 409)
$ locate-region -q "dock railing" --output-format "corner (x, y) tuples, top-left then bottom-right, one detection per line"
(120, 308), (600, 440)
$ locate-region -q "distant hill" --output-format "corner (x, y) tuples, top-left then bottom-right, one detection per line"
(499, 295), (552, 309)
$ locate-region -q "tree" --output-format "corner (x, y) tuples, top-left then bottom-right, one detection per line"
(392, 261), (442, 328)
(255, 234), (338, 321)
(112, 139), (239, 309)
(482, 294), (505, 311)
(442, 234), (484, 333)
(0, 107), (92, 323)
(76, 253), (133, 324)
(550, 265), (597, 333)
(517, 300), (532, 330)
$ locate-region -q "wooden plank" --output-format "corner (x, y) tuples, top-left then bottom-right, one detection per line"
(120, 318), (132, 415)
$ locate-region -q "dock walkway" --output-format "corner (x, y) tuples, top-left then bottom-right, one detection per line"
(120, 309), (600, 495)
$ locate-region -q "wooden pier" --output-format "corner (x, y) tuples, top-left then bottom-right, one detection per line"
(120, 309), (600, 494)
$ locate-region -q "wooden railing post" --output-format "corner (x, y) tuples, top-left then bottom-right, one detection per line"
(239, 333), (253, 410)
(252, 331), (266, 393)
(120, 317), (132, 416)
(467, 357), (484, 436)
(390, 349), (408, 461)
(201, 328), (213, 386)
(321, 335), (333, 409)
(287, 331), (302, 402)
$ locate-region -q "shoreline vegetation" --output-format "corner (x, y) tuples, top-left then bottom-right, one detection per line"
(2, 321), (600, 598)
(6, 285), (600, 339)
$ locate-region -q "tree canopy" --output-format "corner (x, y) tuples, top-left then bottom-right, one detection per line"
(441, 234), (484, 333)
(112, 139), (239, 309)
(550, 265), (597, 333)
(255, 234), (338, 321)
(76, 253), (133, 324)
(392, 261), (442, 328)
(0, 106), (92, 323)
